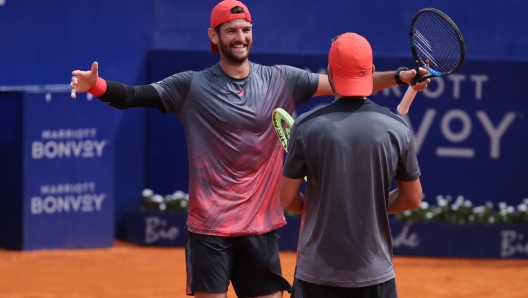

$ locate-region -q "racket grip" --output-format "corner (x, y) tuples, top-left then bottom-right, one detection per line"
(397, 86), (418, 115)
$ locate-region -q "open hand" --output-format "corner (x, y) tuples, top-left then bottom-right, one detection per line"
(70, 61), (99, 99)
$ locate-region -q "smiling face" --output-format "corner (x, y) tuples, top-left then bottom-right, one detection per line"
(213, 19), (253, 64)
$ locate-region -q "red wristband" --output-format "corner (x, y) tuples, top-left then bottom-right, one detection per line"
(87, 77), (107, 97)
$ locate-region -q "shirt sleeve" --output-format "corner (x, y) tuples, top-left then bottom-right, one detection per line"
(276, 65), (319, 105)
(151, 71), (194, 114)
(282, 122), (308, 179)
(395, 130), (421, 181)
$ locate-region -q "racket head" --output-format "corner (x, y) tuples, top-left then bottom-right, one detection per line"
(410, 8), (465, 82)
(272, 108), (294, 152)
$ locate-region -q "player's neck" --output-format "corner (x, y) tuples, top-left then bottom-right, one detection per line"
(219, 58), (250, 79)
(335, 95), (367, 101)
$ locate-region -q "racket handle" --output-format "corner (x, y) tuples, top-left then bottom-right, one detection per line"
(397, 86), (418, 115)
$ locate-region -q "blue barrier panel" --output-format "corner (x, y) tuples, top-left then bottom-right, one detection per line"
(125, 211), (528, 258)
(0, 89), (118, 250)
(125, 210), (301, 251)
(277, 215), (302, 251)
(126, 210), (187, 247)
(146, 50), (528, 207)
(0, 91), (24, 250)
(391, 220), (528, 259)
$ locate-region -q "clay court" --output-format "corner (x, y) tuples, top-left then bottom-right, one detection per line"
(1, 241), (527, 298)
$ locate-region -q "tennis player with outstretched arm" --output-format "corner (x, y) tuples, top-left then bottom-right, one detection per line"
(70, 1), (428, 297)
(280, 33), (423, 298)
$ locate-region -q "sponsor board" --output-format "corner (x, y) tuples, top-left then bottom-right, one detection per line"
(126, 211), (528, 259)
(0, 90), (117, 250)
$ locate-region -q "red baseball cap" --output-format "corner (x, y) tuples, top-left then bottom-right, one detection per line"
(329, 33), (373, 97)
(210, 0), (252, 54)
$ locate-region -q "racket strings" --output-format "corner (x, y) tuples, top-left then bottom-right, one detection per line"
(413, 11), (463, 74)
(280, 121), (291, 138)
(273, 112), (293, 152)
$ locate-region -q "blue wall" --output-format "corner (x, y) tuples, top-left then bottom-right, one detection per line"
(0, 0), (152, 239)
(1, 0), (527, 87)
(151, 0), (528, 60)
(0, 0), (153, 86)
(1, 0), (527, 239)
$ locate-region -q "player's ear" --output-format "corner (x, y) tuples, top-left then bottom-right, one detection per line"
(327, 65), (333, 79)
(208, 28), (218, 44)
(372, 64), (375, 74)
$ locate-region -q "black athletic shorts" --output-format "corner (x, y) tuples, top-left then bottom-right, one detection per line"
(185, 230), (291, 297)
(291, 277), (398, 298)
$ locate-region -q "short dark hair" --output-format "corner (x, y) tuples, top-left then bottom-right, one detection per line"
(214, 6), (246, 34)
(231, 6), (245, 14)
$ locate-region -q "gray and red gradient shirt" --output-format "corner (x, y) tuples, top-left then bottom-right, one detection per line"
(152, 62), (318, 236)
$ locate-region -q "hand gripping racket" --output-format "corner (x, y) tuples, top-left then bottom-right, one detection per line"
(397, 8), (465, 114)
(272, 108), (295, 152)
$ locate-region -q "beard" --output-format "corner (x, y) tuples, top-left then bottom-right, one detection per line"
(218, 39), (252, 64)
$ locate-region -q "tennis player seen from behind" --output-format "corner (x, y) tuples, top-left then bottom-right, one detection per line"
(70, 1), (429, 297)
(280, 33), (423, 298)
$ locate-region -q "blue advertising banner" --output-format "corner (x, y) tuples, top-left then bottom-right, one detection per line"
(1, 89), (117, 250)
(390, 220), (528, 259)
(125, 211), (528, 259)
(147, 51), (528, 207)
(372, 60), (528, 207)
(125, 210), (301, 252)
(126, 210), (187, 247)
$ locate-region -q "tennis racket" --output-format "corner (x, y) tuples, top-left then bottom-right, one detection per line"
(272, 108), (295, 152)
(397, 8), (465, 114)
(272, 108), (308, 182)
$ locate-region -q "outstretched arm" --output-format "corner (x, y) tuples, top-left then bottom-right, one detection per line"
(313, 68), (430, 97)
(388, 178), (422, 214)
(372, 69), (430, 93)
(70, 62), (164, 110)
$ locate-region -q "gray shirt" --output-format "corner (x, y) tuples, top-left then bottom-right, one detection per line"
(151, 62), (319, 236)
(283, 98), (420, 287)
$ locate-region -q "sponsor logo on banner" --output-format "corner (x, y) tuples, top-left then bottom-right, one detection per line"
(391, 224), (528, 258)
(144, 216), (181, 244)
(501, 230), (528, 257)
(30, 182), (106, 215)
(380, 74), (519, 159)
(303, 69), (522, 160)
(392, 224), (420, 248)
(31, 128), (109, 159)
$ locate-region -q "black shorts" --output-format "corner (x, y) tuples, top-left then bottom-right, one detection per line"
(291, 277), (398, 298)
(185, 230), (291, 297)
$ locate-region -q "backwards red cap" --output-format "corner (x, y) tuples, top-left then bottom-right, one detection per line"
(210, 0), (252, 54)
(329, 33), (373, 97)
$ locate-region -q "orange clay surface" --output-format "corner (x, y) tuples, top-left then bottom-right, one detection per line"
(1, 241), (528, 298)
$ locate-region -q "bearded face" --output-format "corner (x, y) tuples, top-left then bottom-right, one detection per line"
(218, 36), (252, 63)
(216, 19), (253, 64)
